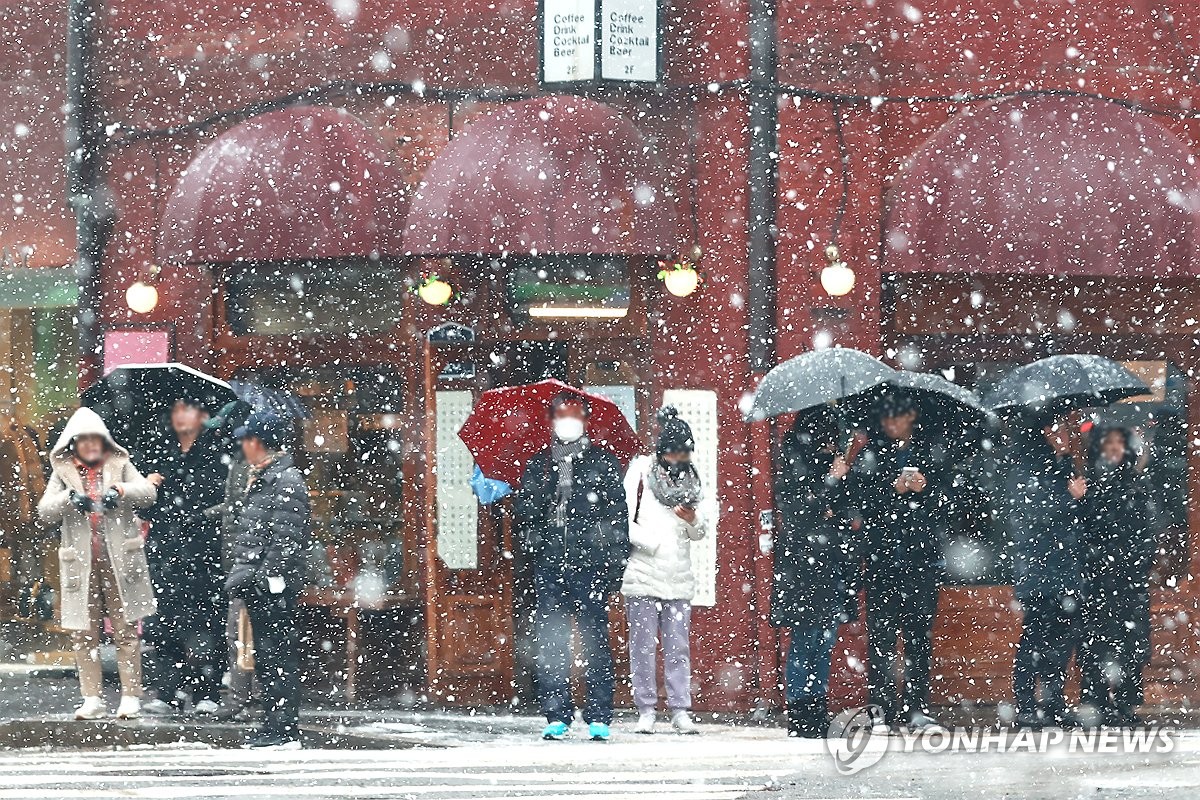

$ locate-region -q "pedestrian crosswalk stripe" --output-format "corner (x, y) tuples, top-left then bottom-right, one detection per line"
(0, 748), (792, 800)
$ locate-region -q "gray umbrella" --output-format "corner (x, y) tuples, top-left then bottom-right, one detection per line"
(984, 354), (1150, 412)
(745, 347), (895, 421)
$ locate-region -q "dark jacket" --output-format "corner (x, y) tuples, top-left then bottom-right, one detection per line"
(1085, 448), (1154, 592)
(226, 454), (312, 596)
(771, 440), (858, 629)
(514, 443), (630, 589)
(848, 434), (948, 591)
(139, 430), (230, 603)
(1005, 438), (1085, 603)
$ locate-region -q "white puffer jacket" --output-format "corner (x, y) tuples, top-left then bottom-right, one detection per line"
(620, 455), (707, 601)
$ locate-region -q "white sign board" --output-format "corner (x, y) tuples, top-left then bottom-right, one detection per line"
(542, 0), (596, 83)
(599, 0), (658, 82)
(435, 390), (479, 570)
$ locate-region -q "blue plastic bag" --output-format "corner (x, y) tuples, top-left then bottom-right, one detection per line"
(470, 465), (512, 505)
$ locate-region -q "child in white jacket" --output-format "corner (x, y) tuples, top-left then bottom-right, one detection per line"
(622, 407), (707, 734)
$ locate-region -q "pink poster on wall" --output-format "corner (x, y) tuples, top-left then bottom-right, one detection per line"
(103, 329), (173, 375)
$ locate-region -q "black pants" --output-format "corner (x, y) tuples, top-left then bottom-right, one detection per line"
(866, 578), (938, 722)
(1080, 582), (1149, 715)
(245, 589), (301, 738)
(1013, 591), (1079, 720)
(145, 564), (225, 706)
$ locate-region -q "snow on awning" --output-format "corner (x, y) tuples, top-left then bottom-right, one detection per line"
(404, 96), (681, 256)
(158, 106), (407, 264)
(884, 96), (1200, 277)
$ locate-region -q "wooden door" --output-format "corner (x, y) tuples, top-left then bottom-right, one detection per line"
(421, 339), (516, 707)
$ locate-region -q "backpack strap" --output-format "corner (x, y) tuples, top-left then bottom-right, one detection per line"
(633, 475), (644, 525)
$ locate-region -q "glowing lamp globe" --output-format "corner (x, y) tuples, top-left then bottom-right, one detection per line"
(125, 281), (159, 314)
(820, 245), (855, 297)
(662, 266), (700, 298)
(417, 277), (454, 306)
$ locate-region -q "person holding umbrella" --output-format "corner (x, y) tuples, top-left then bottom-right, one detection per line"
(139, 397), (230, 717)
(36, 408), (158, 720)
(1079, 425), (1155, 727)
(771, 406), (858, 738)
(1004, 413), (1088, 728)
(849, 391), (948, 730)
(514, 392), (630, 741)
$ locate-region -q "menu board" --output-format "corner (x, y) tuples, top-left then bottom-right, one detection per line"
(599, 0), (658, 82)
(541, 0), (659, 84)
(541, 0), (596, 83)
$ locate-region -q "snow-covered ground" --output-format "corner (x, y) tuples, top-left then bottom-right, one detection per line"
(3, 724), (1200, 799)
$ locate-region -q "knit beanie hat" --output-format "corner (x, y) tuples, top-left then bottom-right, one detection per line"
(656, 406), (695, 456)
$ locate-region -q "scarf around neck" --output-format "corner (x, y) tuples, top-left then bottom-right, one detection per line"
(549, 437), (589, 528)
(648, 458), (702, 508)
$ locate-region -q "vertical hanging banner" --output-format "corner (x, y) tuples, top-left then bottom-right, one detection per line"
(540, 0), (660, 85)
(541, 0), (597, 83)
(599, 0), (658, 82)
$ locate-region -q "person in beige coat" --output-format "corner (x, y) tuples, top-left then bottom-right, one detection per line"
(37, 407), (157, 720)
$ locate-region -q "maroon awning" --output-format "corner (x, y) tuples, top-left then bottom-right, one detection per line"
(404, 96), (681, 255)
(884, 96), (1200, 277)
(159, 106), (405, 264)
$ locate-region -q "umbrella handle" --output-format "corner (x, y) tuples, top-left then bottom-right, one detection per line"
(845, 432), (868, 465)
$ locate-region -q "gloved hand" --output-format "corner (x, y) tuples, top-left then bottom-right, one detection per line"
(69, 491), (95, 515)
(267, 576), (286, 595)
(101, 488), (121, 511)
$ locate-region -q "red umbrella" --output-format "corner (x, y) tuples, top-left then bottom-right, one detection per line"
(458, 379), (640, 487)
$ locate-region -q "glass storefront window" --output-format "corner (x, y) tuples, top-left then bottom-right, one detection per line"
(224, 259), (406, 336)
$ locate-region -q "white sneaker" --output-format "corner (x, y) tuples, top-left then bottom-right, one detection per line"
(115, 696), (141, 719)
(634, 711), (657, 734)
(671, 710), (699, 735)
(193, 699), (220, 716)
(74, 696), (107, 720)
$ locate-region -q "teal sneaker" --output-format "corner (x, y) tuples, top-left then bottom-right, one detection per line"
(588, 722), (611, 741)
(542, 721), (570, 740)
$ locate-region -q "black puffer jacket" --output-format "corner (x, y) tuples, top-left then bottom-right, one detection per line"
(225, 454), (312, 596)
(848, 434), (949, 591)
(771, 437), (858, 629)
(515, 444), (629, 589)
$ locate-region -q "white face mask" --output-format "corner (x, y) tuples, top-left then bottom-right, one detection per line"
(553, 417), (585, 443)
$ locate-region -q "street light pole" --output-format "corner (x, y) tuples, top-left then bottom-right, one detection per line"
(66, 0), (111, 384)
(746, 0), (777, 375)
(745, 0), (781, 718)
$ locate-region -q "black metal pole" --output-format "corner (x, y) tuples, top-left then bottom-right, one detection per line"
(66, 0), (111, 378)
(746, 0), (777, 374)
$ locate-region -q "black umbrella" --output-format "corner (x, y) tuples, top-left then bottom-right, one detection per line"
(745, 347), (895, 421)
(82, 363), (237, 454)
(843, 370), (990, 436)
(984, 354), (1150, 413)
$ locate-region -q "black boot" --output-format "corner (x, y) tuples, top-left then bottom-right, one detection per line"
(786, 699), (824, 739)
(809, 695), (830, 737)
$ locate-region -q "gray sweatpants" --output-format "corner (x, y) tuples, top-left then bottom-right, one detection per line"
(626, 597), (693, 712)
